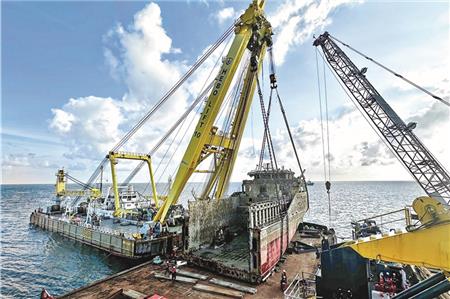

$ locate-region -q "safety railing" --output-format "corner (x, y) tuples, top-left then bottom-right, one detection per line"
(351, 206), (416, 239)
(284, 272), (317, 299)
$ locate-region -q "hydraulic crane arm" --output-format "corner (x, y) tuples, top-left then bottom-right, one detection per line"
(314, 32), (450, 204)
(154, 0), (272, 222)
(347, 196), (450, 272)
(55, 169), (101, 199)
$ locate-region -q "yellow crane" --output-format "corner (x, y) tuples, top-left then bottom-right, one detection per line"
(55, 169), (101, 200)
(153, 0), (273, 222)
(347, 196), (449, 272)
(62, 0), (277, 223)
(107, 151), (159, 217)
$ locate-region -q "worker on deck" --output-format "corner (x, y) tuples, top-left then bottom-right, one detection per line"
(153, 221), (161, 237)
(280, 270), (288, 291)
(164, 260), (171, 276)
(170, 264), (177, 282)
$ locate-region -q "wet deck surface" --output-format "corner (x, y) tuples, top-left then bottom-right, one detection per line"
(59, 238), (320, 299)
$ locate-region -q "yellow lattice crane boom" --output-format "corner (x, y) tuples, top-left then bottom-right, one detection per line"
(153, 0), (273, 222)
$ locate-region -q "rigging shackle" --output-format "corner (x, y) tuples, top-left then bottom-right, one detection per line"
(325, 180), (331, 194)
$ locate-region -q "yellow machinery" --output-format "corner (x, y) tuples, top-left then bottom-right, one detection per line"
(317, 196), (449, 298)
(154, 0), (272, 222)
(55, 169), (101, 199)
(107, 151), (159, 217)
(56, 0), (275, 223)
(347, 196), (450, 272)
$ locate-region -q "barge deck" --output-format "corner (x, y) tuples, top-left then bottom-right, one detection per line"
(58, 238), (320, 299)
(30, 212), (182, 259)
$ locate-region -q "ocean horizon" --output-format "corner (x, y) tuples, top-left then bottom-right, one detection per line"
(1, 181), (424, 298)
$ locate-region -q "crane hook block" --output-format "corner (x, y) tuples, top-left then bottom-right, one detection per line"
(270, 74), (277, 89)
(325, 181), (331, 193)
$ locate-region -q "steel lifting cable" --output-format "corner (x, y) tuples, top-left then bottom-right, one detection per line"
(274, 88), (306, 179)
(156, 37), (238, 197)
(156, 100), (203, 196)
(258, 90), (273, 170)
(315, 48), (332, 227)
(65, 173), (94, 190)
(210, 56), (252, 198)
(111, 24), (235, 152)
(266, 45), (309, 214)
(213, 71), (248, 195)
(82, 23), (236, 189)
(160, 80), (235, 197)
(322, 56), (332, 184)
(257, 62), (275, 170)
(321, 52), (332, 225)
(127, 25), (235, 190)
(256, 76), (286, 214)
(123, 81), (214, 185)
(329, 34), (450, 107)
(256, 77), (278, 171)
(146, 102), (196, 194)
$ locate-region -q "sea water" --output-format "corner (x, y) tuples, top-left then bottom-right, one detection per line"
(0, 181), (422, 298)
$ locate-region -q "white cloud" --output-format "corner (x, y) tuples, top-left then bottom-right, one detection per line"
(269, 0), (359, 66)
(50, 96), (124, 158)
(213, 7), (239, 25)
(106, 3), (188, 117)
(50, 3), (192, 163)
(2, 153), (59, 170)
(230, 99), (449, 182)
(49, 109), (75, 133)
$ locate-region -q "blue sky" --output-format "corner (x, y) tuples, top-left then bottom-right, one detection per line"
(2, 0), (449, 184)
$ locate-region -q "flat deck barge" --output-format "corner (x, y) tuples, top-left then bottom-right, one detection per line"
(58, 242), (319, 299)
(30, 211), (182, 259)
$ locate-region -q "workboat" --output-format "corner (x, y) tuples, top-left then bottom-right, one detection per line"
(187, 165), (309, 283)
